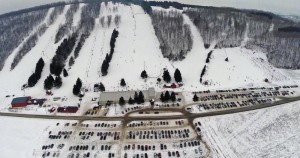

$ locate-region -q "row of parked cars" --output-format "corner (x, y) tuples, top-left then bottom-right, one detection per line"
(126, 129), (191, 140)
(121, 105), (144, 114)
(198, 101), (237, 110)
(127, 120), (171, 127)
(42, 151), (60, 158)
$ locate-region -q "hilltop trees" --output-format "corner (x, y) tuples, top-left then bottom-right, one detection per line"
(174, 68), (182, 83)
(0, 8), (48, 71)
(163, 69), (171, 83)
(151, 10), (192, 61)
(73, 78), (82, 96)
(28, 58), (45, 87)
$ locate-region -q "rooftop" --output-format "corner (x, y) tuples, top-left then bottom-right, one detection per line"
(11, 97), (30, 104)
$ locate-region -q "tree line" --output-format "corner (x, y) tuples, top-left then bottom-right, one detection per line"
(27, 58), (45, 87)
(101, 29), (119, 76)
(151, 10), (193, 61)
(50, 33), (77, 76)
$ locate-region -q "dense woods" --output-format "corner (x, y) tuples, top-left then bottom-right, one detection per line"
(1, 0), (300, 73)
(50, 34), (77, 76)
(0, 8), (48, 70)
(151, 10), (193, 61)
(185, 7), (300, 69)
(55, 4), (79, 43)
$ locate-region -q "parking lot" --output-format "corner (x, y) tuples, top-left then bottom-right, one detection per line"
(33, 118), (207, 158)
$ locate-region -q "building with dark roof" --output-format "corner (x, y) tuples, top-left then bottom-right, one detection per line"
(11, 96), (31, 108)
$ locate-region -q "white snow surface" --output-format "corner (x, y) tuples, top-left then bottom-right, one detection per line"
(0, 117), (59, 158)
(196, 101), (300, 158)
(0, 3), (300, 158)
(0, 4), (298, 98)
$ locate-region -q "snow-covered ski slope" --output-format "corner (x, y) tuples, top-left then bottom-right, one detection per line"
(0, 3), (299, 98)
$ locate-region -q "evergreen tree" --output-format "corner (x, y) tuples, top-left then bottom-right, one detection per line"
(157, 78), (162, 83)
(134, 92), (139, 103)
(119, 97), (125, 106)
(163, 69), (171, 83)
(63, 68), (68, 77)
(138, 91), (145, 103)
(164, 91), (170, 101)
(35, 58), (45, 74)
(99, 82), (105, 91)
(69, 56), (75, 67)
(141, 70), (148, 79)
(73, 84), (80, 96)
(54, 76), (62, 88)
(44, 75), (54, 90)
(28, 73), (37, 87)
(170, 92), (176, 102)
(101, 58), (109, 76)
(76, 78), (82, 89)
(193, 94), (199, 102)
(200, 65), (207, 78)
(120, 78), (126, 87)
(128, 97), (134, 105)
(174, 68), (182, 83)
(73, 78), (82, 96)
(160, 93), (165, 102)
(28, 58), (44, 87)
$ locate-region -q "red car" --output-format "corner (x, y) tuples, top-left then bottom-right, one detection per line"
(48, 107), (56, 113)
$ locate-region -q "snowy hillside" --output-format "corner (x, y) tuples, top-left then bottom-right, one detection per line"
(1, 1), (300, 158)
(0, 1), (299, 98)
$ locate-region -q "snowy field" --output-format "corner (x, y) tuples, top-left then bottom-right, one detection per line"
(195, 101), (300, 158)
(0, 117), (61, 158)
